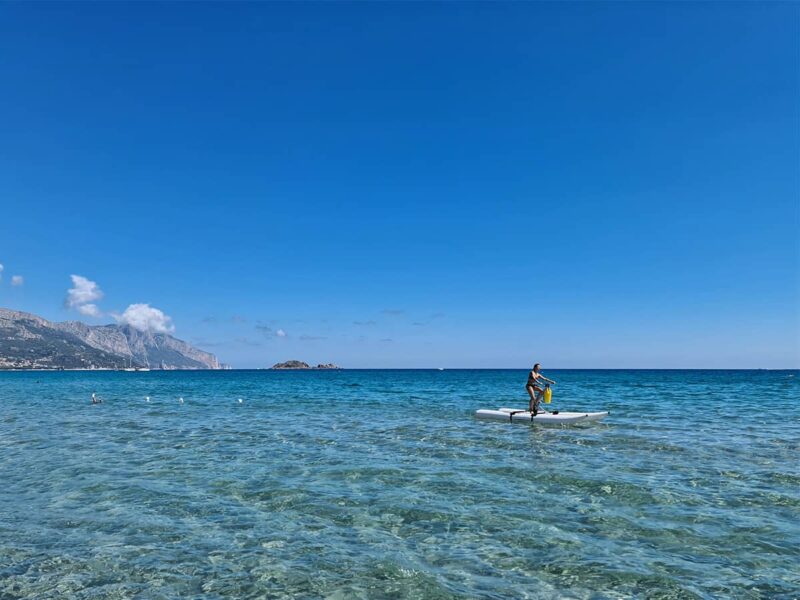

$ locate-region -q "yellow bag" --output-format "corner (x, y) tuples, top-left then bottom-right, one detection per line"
(543, 385), (552, 404)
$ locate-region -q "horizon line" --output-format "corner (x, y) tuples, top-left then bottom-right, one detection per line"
(2, 367), (797, 372)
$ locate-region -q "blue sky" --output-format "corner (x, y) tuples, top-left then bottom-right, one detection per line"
(1, 2), (797, 368)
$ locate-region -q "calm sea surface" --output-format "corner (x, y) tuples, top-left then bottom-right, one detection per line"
(0, 369), (798, 599)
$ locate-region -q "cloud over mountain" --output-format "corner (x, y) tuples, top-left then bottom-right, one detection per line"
(114, 303), (175, 334)
(66, 275), (103, 314)
(64, 275), (175, 334)
(77, 303), (100, 317)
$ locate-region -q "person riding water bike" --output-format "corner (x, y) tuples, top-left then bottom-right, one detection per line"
(526, 363), (555, 415)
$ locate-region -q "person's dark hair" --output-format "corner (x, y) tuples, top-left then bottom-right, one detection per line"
(533, 363), (541, 372)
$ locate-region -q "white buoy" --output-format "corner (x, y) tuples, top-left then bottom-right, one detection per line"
(179, 397), (184, 404)
(238, 398), (243, 403)
(145, 396), (150, 402)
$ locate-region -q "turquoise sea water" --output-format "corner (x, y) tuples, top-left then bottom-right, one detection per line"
(0, 369), (798, 599)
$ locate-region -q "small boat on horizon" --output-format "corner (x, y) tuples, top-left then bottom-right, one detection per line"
(123, 357), (150, 372)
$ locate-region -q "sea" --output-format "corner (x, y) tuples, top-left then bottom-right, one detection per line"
(0, 369), (798, 599)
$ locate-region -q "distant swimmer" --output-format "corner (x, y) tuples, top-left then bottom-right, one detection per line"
(179, 397), (184, 404)
(91, 392), (102, 405)
(526, 363), (555, 415)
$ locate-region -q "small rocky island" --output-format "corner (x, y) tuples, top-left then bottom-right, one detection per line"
(271, 360), (340, 370)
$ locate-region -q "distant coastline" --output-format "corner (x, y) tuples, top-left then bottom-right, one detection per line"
(0, 307), (224, 370)
(256, 366), (789, 371)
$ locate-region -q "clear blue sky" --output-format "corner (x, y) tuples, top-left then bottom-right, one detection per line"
(1, 2), (797, 368)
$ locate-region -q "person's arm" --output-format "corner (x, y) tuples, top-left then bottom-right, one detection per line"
(542, 374), (556, 385)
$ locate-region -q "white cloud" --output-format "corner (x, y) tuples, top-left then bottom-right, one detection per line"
(66, 275), (104, 317)
(63, 274), (177, 332)
(10, 275), (23, 286)
(114, 303), (175, 334)
(66, 275), (103, 308)
(77, 303), (101, 317)
(276, 329), (287, 337)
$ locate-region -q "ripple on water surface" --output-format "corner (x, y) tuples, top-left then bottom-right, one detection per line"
(0, 369), (798, 599)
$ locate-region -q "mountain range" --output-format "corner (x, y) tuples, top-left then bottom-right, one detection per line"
(0, 308), (223, 370)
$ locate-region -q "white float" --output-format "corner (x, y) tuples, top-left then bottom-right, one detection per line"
(476, 407), (608, 425)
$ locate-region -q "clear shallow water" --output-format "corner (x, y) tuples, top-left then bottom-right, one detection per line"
(0, 369), (798, 599)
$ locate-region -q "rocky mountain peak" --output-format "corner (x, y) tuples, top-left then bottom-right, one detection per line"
(0, 307), (222, 370)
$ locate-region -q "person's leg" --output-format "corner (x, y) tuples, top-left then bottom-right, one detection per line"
(526, 385), (537, 412)
(531, 385), (543, 415)
(525, 385), (542, 415)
